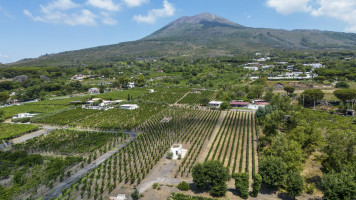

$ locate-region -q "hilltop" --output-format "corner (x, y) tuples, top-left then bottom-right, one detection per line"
(9, 12), (356, 66)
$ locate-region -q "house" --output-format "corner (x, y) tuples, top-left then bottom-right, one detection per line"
(230, 102), (249, 108)
(127, 82), (135, 88)
(13, 113), (37, 119)
(243, 66), (258, 71)
(88, 88), (100, 94)
(303, 63), (323, 69)
(252, 99), (268, 104)
(250, 76), (259, 80)
(286, 65), (294, 71)
(148, 89), (155, 93)
(120, 104), (139, 110)
(170, 144), (187, 160)
(209, 101), (223, 107)
(109, 194), (127, 200)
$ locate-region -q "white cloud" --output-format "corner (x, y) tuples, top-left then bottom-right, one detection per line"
(266, 0), (311, 15)
(123, 0), (149, 7)
(133, 0), (175, 23)
(101, 11), (118, 25)
(266, 0), (356, 32)
(87, 0), (120, 12)
(0, 53), (9, 59)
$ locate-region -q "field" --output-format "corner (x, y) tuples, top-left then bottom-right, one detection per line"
(94, 88), (149, 100)
(178, 90), (216, 105)
(14, 129), (125, 155)
(138, 88), (191, 104)
(205, 111), (258, 181)
(58, 107), (220, 200)
(0, 123), (39, 140)
(32, 104), (166, 130)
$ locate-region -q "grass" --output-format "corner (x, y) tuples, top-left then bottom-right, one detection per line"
(0, 123), (39, 140)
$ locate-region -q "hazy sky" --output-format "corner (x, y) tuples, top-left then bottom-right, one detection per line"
(0, 0), (355, 63)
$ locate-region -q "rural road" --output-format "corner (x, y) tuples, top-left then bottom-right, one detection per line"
(10, 125), (57, 144)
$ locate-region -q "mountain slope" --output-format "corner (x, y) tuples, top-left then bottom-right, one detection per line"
(10, 13), (356, 66)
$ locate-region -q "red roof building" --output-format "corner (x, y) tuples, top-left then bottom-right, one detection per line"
(230, 102), (249, 107)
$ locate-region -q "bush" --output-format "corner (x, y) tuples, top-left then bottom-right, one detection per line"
(305, 183), (315, 194)
(166, 151), (173, 159)
(321, 171), (356, 200)
(335, 82), (350, 88)
(152, 183), (158, 189)
(233, 173), (249, 199)
(177, 181), (190, 191)
(250, 174), (262, 197)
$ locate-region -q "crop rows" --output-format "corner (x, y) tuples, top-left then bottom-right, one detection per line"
(32, 104), (165, 130)
(59, 107), (217, 200)
(178, 90), (216, 105)
(14, 129), (125, 155)
(139, 87), (191, 104)
(205, 111), (257, 179)
(0, 123), (39, 140)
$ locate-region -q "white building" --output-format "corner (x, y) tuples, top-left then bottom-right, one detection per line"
(128, 82), (135, 88)
(88, 88), (100, 94)
(243, 66), (259, 71)
(13, 113), (37, 119)
(109, 194), (127, 200)
(170, 144), (187, 160)
(148, 89), (155, 93)
(303, 63), (323, 69)
(209, 101), (223, 107)
(120, 104), (139, 110)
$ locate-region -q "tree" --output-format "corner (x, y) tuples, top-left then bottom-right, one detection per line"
(177, 181), (190, 191)
(200, 97), (210, 106)
(284, 86), (295, 95)
(248, 85), (264, 99)
(250, 174), (262, 197)
(333, 89), (356, 102)
(321, 131), (355, 173)
(192, 160), (230, 196)
(220, 102), (230, 110)
(285, 171), (304, 199)
(233, 173), (249, 199)
(335, 82), (350, 88)
(301, 89), (324, 106)
(0, 92), (9, 104)
(259, 156), (287, 188)
(321, 170), (356, 200)
(135, 74), (145, 87)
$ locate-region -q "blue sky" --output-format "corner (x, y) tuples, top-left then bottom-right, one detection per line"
(0, 0), (355, 63)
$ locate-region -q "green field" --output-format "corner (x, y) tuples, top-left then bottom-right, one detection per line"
(0, 123), (39, 140)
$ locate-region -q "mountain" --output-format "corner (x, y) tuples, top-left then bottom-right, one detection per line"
(10, 13), (356, 66)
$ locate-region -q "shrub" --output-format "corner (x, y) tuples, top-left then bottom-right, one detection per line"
(259, 156), (287, 188)
(250, 174), (262, 197)
(284, 171), (304, 199)
(166, 152), (173, 159)
(233, 173), (249, 199)
(177, 181), (190, 191)
(152, 183), (158, 189)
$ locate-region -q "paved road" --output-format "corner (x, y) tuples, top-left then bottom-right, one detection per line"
(43, 135), (136, 200)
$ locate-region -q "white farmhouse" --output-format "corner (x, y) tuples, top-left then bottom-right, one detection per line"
(13, 113), (38, 119)
(127, 82), (135, 88)
(120, 104), (139, 110)
(243, 66), (258, 71)
(148, 89), (155, 93)
(209, 101), (223, 107)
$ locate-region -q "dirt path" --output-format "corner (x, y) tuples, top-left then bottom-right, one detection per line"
(198, 111), (226, 162)
(248, 113), (254, 188)
(10, 125), (58, 144)
(241, 112), (249, 173)
(230, 112), (241, 170)
(235, 112), (245, 173)
(44, 136), (135, 200)
(222, 112), (237, 166)
(253, 114), (259, 175)
(173, 92), (190, 105)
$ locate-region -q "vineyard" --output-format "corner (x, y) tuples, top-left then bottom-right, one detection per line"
(14, 129), (125, 155)
(32, 104), (166, 130)
(205, 111), (258, 182)
(139, 88), (191, 104)
(58, 107), (220, 200)
(0, 123), (39, 140)
(178, 90), (216, 105)
(94, 88), (149, 100)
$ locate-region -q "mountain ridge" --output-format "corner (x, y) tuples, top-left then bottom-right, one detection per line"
(9, 12), (356, 66)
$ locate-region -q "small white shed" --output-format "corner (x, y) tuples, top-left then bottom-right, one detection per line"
(88, 88), (100, 94)
(109, 194), (127, 200)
